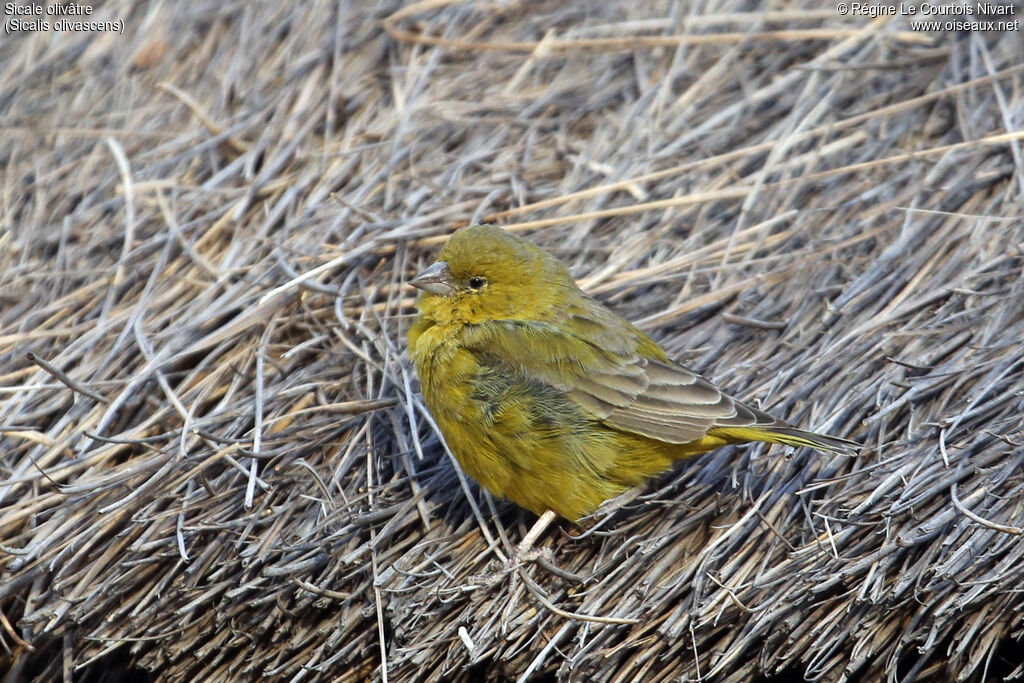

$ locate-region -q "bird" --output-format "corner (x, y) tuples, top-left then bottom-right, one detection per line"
(407, 224), (857, 522)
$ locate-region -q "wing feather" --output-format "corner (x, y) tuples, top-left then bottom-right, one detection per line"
(460, 308), (781, 445)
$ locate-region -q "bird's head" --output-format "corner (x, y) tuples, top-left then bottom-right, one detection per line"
(410, 224), (576, 325)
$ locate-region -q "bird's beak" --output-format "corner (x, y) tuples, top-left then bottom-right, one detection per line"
(410, 261), (458, 296)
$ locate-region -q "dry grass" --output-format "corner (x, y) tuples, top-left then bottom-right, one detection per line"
(2, 1), (1024, 681)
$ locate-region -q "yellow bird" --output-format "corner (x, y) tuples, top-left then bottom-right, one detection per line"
(408, 225), (856, 521)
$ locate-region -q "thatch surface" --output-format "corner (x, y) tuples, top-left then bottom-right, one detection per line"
(2, 1), (1024, 681)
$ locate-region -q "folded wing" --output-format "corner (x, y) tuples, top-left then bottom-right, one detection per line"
(460, 307), (782, 445)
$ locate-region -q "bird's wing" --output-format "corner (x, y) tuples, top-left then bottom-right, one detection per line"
(461, 315), (775, 445)
(575, 355), (774, 444)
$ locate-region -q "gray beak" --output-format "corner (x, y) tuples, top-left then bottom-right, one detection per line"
(410, 261), (458, 296)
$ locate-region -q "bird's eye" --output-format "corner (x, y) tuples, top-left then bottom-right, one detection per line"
(468, 277), (487, 290)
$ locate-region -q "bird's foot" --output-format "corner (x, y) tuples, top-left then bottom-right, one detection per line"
(471, 510), (583, 586)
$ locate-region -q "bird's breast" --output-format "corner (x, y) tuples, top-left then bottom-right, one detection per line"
(410, 323), (478, 418)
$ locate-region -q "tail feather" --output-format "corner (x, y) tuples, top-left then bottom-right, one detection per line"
(764, 426), (859, 454)
(712, 426), (859, 454)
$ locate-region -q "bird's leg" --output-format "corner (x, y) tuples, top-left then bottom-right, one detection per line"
(512, 509), (557, 561)
(507, 510), (584, 581)
(474, 510), (583, 587)
(497, 509), (560, 577)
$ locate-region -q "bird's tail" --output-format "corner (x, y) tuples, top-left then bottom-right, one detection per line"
(711, 426), (859, 454)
